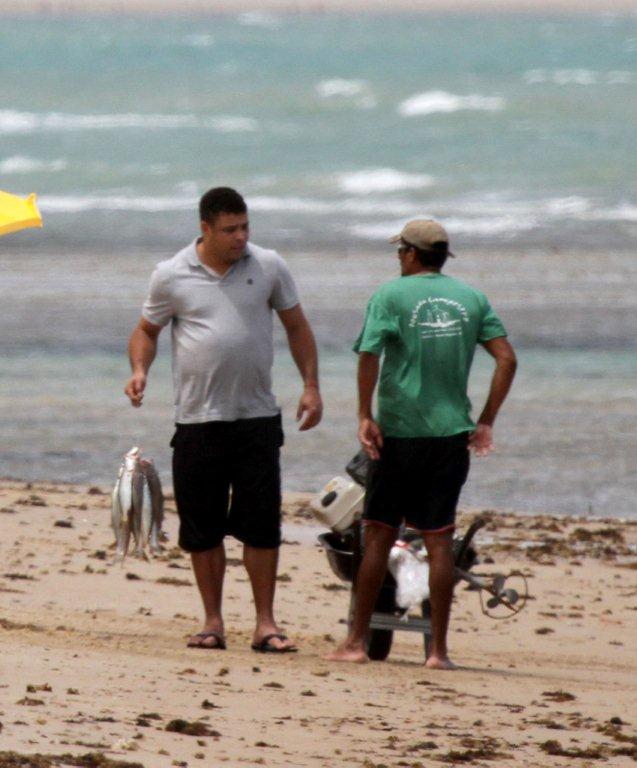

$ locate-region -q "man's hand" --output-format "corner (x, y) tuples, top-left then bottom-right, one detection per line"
(125, 371), (147, 408)
(296, 386), (323, 431)
(358, 416), (383, 460)
(126, 319), (161, 408)
(468, 423), (494, 457)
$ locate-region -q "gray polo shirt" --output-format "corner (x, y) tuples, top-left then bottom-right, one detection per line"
(142, 239), (299, 424)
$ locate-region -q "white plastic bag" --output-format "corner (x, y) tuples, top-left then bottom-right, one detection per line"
(387, 543), (430, 610)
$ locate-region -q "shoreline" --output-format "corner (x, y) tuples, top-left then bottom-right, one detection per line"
(1, 479), (636, 766)
(3, 477), (635, 524)
(2, 0), (636, 15)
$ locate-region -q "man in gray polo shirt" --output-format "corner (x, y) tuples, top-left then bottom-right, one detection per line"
(125, 187), (322, 653)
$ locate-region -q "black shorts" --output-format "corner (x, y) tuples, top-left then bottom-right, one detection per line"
(171, 414), (284, 552)
(364, 432), (470, 533)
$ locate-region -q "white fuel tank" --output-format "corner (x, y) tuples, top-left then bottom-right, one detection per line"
(310, 476), (364, 532)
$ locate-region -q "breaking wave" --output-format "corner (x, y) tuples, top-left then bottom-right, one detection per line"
(237, 12), (282, 28)
(39, 195), (196, 213)
(316, 79), (368, 98)
(524, 69), (634, 85)
(315, 79), (377, 109)
(36, 193), (637, 235)
(0, 110), (258, 134)
(350, 216), (535, 241)
(398, 91), (505, 117)
(0, 156), (67, 174)
(336, 169), (434, 194)
(348, 196), (637, 239)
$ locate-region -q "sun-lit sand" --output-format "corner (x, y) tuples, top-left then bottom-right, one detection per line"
(1, 479), (635, 766)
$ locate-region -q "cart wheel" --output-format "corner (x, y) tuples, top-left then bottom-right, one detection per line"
(421, 600), (432, 659)
(364, 579), (396, 661)
(366, 628), (393, 661)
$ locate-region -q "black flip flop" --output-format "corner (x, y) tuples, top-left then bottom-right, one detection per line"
(251, 633), (297, 654)
(187, 631), (226, 650)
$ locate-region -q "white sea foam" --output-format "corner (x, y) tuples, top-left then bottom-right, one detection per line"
(544, 196), (591, 216)
(346, 194), (637, 240)
(206, 116), (259, 133)
(524, 69), (632, 85)
(337, 169), (434, 195)
(398, 91), (505, 117)
(38, 193), (421, 217)
(39, 195), (196, 213)
(0, 110), (258, 134)
(349, 215), (538, 240)
(316, 79), (377, 109)
(436, 196), (591, 220)
(249, 196), (423, 217)
(237, 12), (282, 28)
(0, 156), (67, 174)
(0, 110), (38, 133)
(607, 71), (633, 84)
(316, 79), (367, 98)
(184, 34), (214, 48)
(442, 216), (538, 236)
(587, 203), (637, 222)
(35, 192), (637, 228)
(348, 221), (408, 240)
(448, 196), (637, 224)
(248, 196), (333, 214)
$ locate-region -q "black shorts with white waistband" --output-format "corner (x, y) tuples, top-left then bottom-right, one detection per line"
(363, 432), (471, 534)
(171, 414), (284, 552)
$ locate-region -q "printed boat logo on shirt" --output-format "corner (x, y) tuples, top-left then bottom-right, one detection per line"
(409, 297), (469, 339)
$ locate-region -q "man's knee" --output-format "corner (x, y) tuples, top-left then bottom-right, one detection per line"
(363, 521), (398, 552)
(423, 530), (454, 563)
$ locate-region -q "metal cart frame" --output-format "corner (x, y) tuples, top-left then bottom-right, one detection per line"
(319, 518), (484, 661)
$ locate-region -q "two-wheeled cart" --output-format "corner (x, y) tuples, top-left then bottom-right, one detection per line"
(316, 454), (528, 661)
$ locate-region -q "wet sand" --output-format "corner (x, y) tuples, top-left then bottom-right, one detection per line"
(0, 479), (636, 767)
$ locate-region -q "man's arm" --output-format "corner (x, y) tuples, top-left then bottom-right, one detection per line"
(277, 304), (322, 431)
(357, 351), (384, 460)
(124, 317), (163, 407)
(470, 336), (517, 456)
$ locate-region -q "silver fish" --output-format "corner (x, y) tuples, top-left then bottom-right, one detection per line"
(113, 447), (165, 562)
(141, 458), (164, 554)
(131, 459), (145, 559)
(115, 446), (141, 562)
(111, 465), (127, 561)
(138, 471), (153, 560)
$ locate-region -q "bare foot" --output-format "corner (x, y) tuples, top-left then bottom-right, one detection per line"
(425, 654), (457, 670)
(324, 644), (369, 663)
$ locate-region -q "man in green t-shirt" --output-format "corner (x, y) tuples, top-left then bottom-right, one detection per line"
(327, 219), (517, 668)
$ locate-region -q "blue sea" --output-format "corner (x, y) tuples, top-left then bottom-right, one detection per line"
(1, 12), (636, 517)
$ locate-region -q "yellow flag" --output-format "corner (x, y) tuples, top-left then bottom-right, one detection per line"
(0, 191), (43, 236)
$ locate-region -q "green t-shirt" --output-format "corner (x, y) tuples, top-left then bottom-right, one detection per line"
(354, 273), (507, 438)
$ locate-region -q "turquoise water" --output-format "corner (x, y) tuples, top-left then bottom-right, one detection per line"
(0, 344), (635, 517)
(1, 13), (636, 516)
(2, 14), (637, 251)
(0, 245), (635, 517)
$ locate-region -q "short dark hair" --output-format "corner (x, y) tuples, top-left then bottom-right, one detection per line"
(405, 239), (449, 270)
(199, 187), (247, 223)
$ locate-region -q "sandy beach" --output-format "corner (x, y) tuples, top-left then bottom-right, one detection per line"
(2, 0), (636, 14)
(0, 479), (635, 767)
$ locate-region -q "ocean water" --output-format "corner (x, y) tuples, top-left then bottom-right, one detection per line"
(1, 13), (636, 517)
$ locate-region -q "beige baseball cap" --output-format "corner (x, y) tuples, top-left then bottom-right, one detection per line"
(389, 219), (454, 256)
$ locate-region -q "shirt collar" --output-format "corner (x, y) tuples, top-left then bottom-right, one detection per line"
(185, 238), (251, 270)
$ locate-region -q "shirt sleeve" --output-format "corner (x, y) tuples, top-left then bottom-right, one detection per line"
(142, 266), (173, 327)
(478, 297), (507, 343)
(269, 254), (299, 311)
(353, 292), (399, 355)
